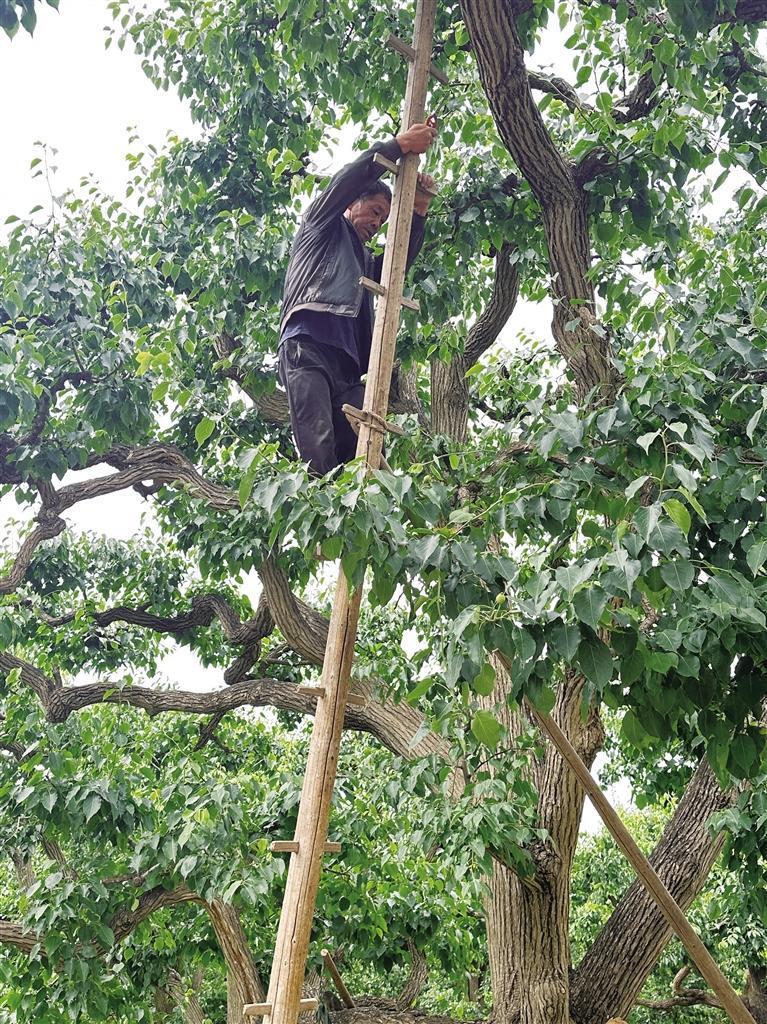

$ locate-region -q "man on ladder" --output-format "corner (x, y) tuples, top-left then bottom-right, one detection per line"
(278, 122), (437, 475)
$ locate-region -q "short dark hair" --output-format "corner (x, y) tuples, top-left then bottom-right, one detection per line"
(357, 180), (392, 204)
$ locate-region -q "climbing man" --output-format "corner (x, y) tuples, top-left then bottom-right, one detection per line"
(278, 122), (437, 475)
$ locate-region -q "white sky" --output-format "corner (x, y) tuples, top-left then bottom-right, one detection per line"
(0, 3), (637, 831)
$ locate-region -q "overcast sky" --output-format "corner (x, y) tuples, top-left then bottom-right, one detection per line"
(1, 1), (196, 222)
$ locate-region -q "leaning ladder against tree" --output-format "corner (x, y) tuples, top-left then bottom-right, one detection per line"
(244, 3), (758, 1024)
(243, 4), (443, 1024)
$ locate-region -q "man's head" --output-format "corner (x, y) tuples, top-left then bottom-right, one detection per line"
(345, 181), (392, 244)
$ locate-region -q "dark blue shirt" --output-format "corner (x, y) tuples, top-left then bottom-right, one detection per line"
(281, 308), (363, 370)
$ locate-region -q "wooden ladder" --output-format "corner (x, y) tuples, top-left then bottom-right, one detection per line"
(245, 4), (442, 1024)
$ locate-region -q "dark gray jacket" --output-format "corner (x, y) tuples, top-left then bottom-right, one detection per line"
(280, 139), (426, 340)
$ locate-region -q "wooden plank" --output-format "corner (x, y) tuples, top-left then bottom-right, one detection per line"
(359, 276), (420, 311)
(323, 842), (342, 854)
(373, 152), (439, 197)
(341, 402), (407, 437)
(244, 1000), (318, 1017)
(386, 32), (449, 84)
(270, 841), (300, 853)
(262, 6), (438, 1024)
(522, 695), (756, 1024)
(297, 686), (325, 699)
(321, 949), (355, 1008)
(243, 1003), (272, 1016)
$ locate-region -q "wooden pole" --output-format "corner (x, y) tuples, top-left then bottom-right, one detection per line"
(523, 698), (756, 1024)
(261, 6), (437, 1024)
(321, 949), (355, 1008)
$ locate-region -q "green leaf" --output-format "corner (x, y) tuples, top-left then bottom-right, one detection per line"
(472, 662), (496, 696)
(83, 793), (102, 822)
(746, 539), (767, 576)
(573, 586), (609, 631)
(575, 636), (613, 688)
(550, 621), (581, 661)
(471, 710), (502, 748)
(621, 709), (649, 749)
(637, 430), (660, 453)
(730, 733), (757, 776)
(660, 559), (695, 592)
(663, 499), (691, 535)
(625, 475), (649, 500)
(555, 559), (597, 596)
(195, 416), (215, 446)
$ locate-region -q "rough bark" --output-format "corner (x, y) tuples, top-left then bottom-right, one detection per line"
(431, 244), (519, 441)
(156, 967), (205, 1024)
(206, 898), (265, 1024)
(460, 0), (618, 400)
(483, 664), (604, 1024)
(570, 758), (735, 1024)
(397, 941), (429, 1009)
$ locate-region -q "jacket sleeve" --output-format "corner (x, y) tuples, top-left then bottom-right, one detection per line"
(371, 212), (427, 283)
(303, 138), (403, 230)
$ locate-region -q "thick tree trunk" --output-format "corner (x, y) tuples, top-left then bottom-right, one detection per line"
(483, 666), (604, 1024)
(205, 898), (265, 1024)
(744, 967), (767, 1024)
(460, 0), (618, 400)
(570, 758), (735, 1023)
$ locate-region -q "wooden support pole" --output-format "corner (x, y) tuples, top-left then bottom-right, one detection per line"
(261, 6), (438, 1024)
(522, 695), (756, 1024)
(321, 949), (355, 1008)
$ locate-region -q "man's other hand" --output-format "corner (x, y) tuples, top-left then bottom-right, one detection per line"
(414, 173), (437, 216)
(396, 121), (438, 154)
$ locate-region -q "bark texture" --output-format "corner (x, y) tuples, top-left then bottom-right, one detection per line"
(460, 0), (619, 400)
(483, 665), (604, 1024)
(205, 898), (266, 1023)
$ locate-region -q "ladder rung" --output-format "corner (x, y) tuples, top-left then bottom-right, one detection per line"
(297, 685), (325, 699)
(244, 1000), (319, 1017)
(359, 276), (420, 312)
(270, 840), (343, 854)
(297, 685), (367, 706)
(373, 153), (439, 197)
(271, 841), (299, 853)
(386, 33), (449, 84)
(342, 402), (407, 437)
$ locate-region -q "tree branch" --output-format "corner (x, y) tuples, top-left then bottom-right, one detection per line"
(464, 244), (521, 366)
(0, 512), (66, 595)
(460, 0), (618, 398)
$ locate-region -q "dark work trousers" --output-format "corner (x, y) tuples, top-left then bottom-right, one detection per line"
(278, 336), (365, 476)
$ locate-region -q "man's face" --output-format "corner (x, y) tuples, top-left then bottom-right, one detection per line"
(345, 193), (391, 244)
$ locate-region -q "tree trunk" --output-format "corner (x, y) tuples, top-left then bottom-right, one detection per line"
(744, 966), (767, 1024)
(205, 898), (265, 1024)
(155, 967), (205, 1024)
(570, 758), (735, 1023)
(483, 667), (604, 1024)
